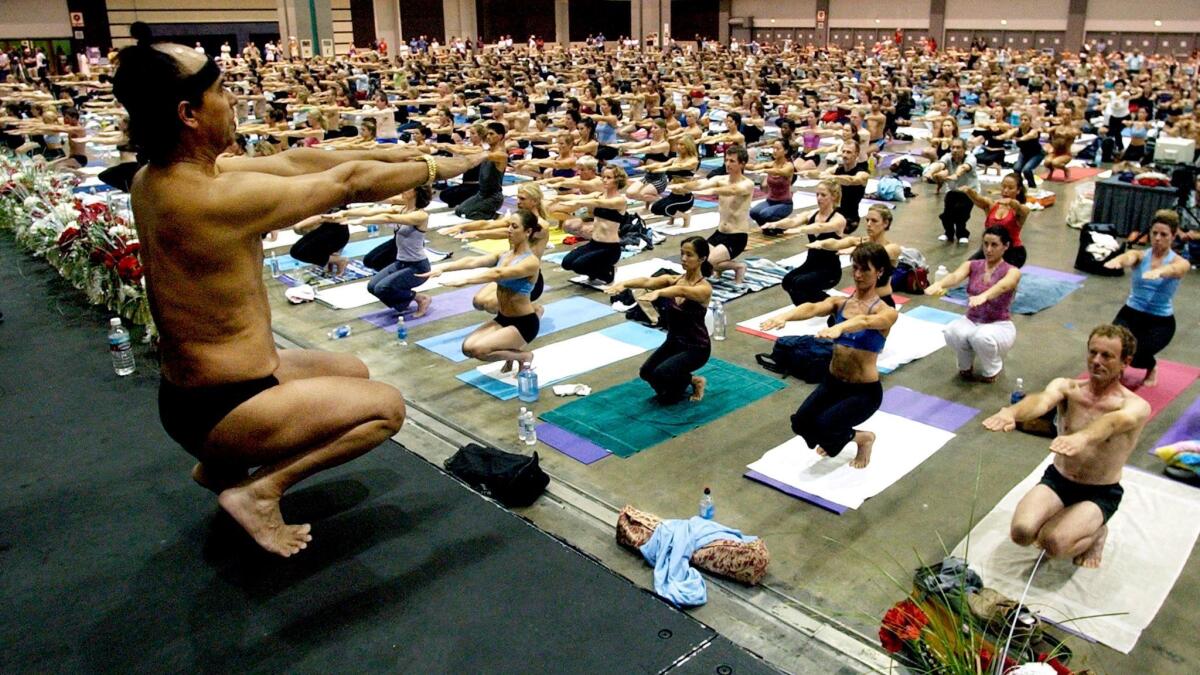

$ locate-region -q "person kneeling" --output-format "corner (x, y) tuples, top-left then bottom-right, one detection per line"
(759, 243), (897, 468)
(605, 236), (714, 403)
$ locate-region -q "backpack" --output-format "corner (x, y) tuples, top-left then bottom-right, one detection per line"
(891, 158), (923, 178)
(619, 212), (654, 250)
(444, 443), (549, 507)
(755, 335), (833, 383)
(891, 246), (930, 293)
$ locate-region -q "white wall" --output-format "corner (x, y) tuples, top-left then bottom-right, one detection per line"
(830, 0), (929, 29)
(0, 0), (70, 39)
(730, 0), (817, 28)
(1085, 0), (1200, 33)
(945, 0), (1069, 31)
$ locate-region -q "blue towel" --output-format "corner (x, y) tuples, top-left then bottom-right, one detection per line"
(639, 517), (757, 607)
(944, 273), (1081, 315)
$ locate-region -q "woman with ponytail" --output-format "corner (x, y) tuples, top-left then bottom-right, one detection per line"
(604, 236), (714, 403)
(114, 22), (480, 557)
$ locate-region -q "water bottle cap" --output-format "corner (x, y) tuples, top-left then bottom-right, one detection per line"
(703, 487), (711, 494)
(109, 317), (121, 327)
(520, 406), (527, 413)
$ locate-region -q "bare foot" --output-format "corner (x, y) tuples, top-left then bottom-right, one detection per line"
(850, 431), (875, 469)
(1143, 367), (1158, 388)
(689, 375), (707, 401)
(191, 462), (247, 494)
(1073, 525), (1107, 568)
(501, 360), (515, 374)
(412, 293), (432, 318)
(815, 446), (829, 457)
(217, 482), (312, 557)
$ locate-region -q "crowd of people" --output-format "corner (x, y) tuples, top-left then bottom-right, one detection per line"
(1, 24), (1196, 564)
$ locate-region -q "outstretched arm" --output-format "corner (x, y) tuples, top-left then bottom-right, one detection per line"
(923, 260), (972, 297)
(983, 377), (1071, 431)
(216, 145), (431, 176)
(818, 304), (898, 339)
(968, 267), (1021, 308)
(759, 297), (840, 330)
(1050, 399), (1151, 456)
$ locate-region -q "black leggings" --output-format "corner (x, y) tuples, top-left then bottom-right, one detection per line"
(782, 261), (841, 305)
(641, 339), (711, 403)
(650, 192), (694, 216)
(940, 190), (973, 240)
(363, 238), (398, 271)
(1113, 304), (1175, 371)
(438, 182), (478, 208)
(791, 376), (883, 455)
(970, 244), (1027, 268)
(289, 223), (349, 265)
(562, 240), (622, 283)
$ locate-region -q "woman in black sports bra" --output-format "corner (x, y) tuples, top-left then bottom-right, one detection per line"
(606, 236), (714, 403)
(769, 180), (848, 305)
(555, 165), (629, 284)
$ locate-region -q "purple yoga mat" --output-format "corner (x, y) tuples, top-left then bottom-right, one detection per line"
(879, 386), (980, 433)
(358, 284), (482, 330)
(1021, 265), (1087, 285)
(743, 471), (848, 515)
(1153, 394), (1200, 450)
(536, 423), (611, 465)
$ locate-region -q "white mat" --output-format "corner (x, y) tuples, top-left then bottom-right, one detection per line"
(952, 457), (1200, 654)
(428, 211), (473, 229)
(465, 330), (653, 392)
(747, 411), (956, 510)
(570, 258), (683, 288)
(736, 306), (951, 374)
(897, 125), (933, 139)
(264, 224), (367, 251)
(653, 211), (721, 236)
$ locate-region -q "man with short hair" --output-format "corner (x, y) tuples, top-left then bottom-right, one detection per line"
(674, 145), (755, 285)
(983, 324), (1151, 568)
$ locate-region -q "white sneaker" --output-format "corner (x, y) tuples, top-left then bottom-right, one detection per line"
(957, 237), (970, 245)
(937, 234), (949, 242)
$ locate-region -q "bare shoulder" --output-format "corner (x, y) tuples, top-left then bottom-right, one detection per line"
(1119, 387), (1152, 419)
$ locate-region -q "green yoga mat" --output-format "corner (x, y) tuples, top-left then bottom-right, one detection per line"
(540, 359), (787, 457)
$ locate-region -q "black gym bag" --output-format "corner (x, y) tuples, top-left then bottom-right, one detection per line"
(444, 443), (549, 507)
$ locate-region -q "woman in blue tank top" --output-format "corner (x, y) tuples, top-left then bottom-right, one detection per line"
(1105, 210), (1190, 387)
(759, 243), (898, 469)
(420, 210), (544, 370)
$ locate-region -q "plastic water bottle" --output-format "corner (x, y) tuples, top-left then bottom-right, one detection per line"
(934, 265), (949, 285)
(1011, 378), (1026, 405)
(711, 300), (727, 341)
(328, 324), (352, 339)
(518, 362), (539, 402)
(366, 223), (379, 235)
(108, 317), (135, 376)
(268, 252), (281, 278)
(517, 406), (530, 443)
(699, 487), (715, 519)
(395, 316), (408, 345)
(523, 409), (537, 446)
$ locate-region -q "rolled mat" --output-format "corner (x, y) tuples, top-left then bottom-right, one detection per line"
(540, 359), (787, 457)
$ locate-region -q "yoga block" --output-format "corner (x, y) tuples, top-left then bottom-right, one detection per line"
(616, 505), (770, 586)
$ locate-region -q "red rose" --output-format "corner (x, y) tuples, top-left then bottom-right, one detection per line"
(57, 226), (81, 251)
(896, 599), (929, 629)
(117, 255), (142, 280)
(878, 626), (903, 653)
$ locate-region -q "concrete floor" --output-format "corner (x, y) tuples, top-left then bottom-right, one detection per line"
(268, 161), (1200, 674)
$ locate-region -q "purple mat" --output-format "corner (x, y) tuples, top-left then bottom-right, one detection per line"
(359, 284), (481, 330)
(536, 422), (611, 465)
(1022, 265), (1087, 284)
(743, 471), (848, 515)
(879, 386), (979, 433)
(1153, 394), (1200, 450)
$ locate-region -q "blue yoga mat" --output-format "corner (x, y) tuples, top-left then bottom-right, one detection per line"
(266, 235), (392, 272)
(416, 296), (615, 362)
(904, 305), (962, 325)
(943, 271), (1082, 315)
(456, 322), (665, 399)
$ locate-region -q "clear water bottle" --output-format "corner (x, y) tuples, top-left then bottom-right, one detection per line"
(711, 300), (727, 341)
(268, 252), (281, 278)
(366, 223), (380, 236)
(395, 316), (408, 345)
(1011, 377), (1026, 405)
(934, 264), (949, 285)
(518, 362), (539, 402)
(523, 409), (537, 446)
(517, 406), (529, 443)
(699, 487), (715, 519)
(328, 324), (352, 339)
(108, 317), (135, 376)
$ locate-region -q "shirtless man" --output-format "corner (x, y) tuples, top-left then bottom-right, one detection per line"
(114, 27), (478, 556)
(673, 145), (755, 286)
(983, 324), (1151, 567)
(1044, 122), (1080, 180)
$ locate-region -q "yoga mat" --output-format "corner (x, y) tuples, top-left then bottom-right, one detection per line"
(746, 409), (958, 512)
(653, 211), (722, 236)
(952, 457), (1200, 653)
(428, 211), (472, 229)
(541, 359), (788, 457)
(570, 258), (683, 289)
(943, 270), (1082, 315)
(467, 227), (571, 255)
(543, 248), (638, 265)
(736, 305), (962, 374)
(358, 284), (483, 331)
(416, 296), (615, 362)
(1076, 360), (1200, 422)
(265, 235), (392, 272)
(879, 385), (980, 433)
(457, 323), (666, 400)
(1154, 394), (1200, 450)
(315, 280), (378, 310)
(537, 422), (612, 464)
(263, 224), (367, 251)
(1039, 166), (1103, 183)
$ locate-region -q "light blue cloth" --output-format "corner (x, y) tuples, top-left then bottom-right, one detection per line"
(639, 516), (757, 607)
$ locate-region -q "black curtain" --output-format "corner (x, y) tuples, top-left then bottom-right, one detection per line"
(568, 0), (631, 43)
(671, 0), (718, 42)
(477, 0), (555, 43)
(350, 0), (376, 48)
(400, 0), (446, 43)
